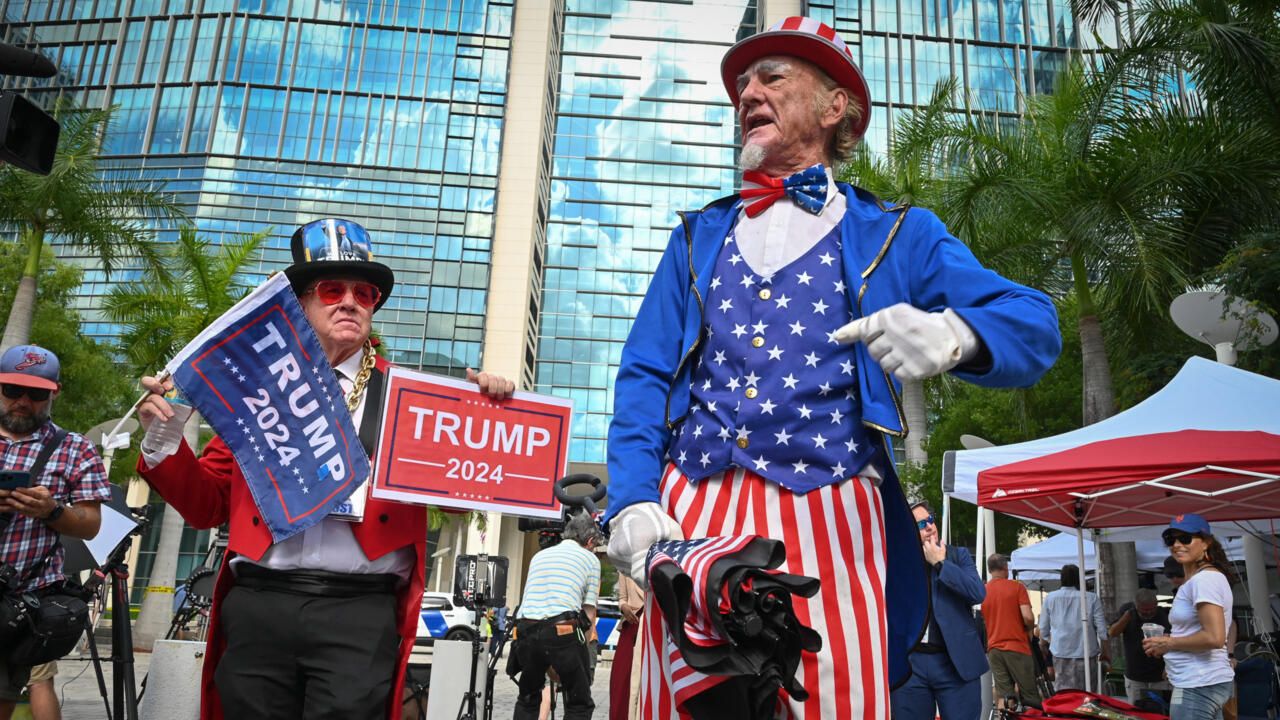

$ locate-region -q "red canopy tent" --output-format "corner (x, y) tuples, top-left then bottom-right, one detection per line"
(971, 360), (1280, 692)
(979, 429), (1280, 528)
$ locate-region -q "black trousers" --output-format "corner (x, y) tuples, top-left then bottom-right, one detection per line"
(512, 620), (595, 720)
(213, 584), (400, 720)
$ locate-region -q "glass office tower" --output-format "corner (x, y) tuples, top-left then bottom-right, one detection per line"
(1, 0), (515, 376)
(808, 0), (1080, 153)
(1, 0), (515, 598)
(533, 1), (758, 462)
(533, 0), (1081, 465)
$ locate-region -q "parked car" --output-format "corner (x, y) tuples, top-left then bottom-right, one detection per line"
(416, 591), (479, 645)
(595, 598), (622, 652)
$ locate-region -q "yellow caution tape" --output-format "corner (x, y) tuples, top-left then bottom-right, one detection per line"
(144, 586), (176, 594)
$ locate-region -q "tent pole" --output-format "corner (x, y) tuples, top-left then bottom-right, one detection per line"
(976, 508), (986, 580)
(942, 493), (952, 545)
(1078, 526), (1092, 694)
(985, 508), (997, 564)
(1244, 534), (1274, 635)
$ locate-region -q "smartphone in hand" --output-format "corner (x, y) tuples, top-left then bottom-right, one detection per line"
(0, 470), (32, 491)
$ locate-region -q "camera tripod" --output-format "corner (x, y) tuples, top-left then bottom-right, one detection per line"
(456, 589), (492, 720)
(81, 527), (142, 720)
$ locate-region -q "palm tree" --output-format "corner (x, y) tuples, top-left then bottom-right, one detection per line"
(941, 58), (1280, 425)
(102, 226), (267, 648)
(841, 79), (961, 472)
(102, 227), (268, 373)
(0, 98), (186, 350)
(940, 55), (1280, 624)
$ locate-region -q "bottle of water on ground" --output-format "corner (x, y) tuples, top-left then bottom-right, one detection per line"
(146, 390), (195, 456)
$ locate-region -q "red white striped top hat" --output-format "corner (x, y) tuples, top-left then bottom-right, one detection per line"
(721, 16), (871, 141)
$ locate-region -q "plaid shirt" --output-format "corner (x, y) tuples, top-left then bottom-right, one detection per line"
(0, 421), (111, 592)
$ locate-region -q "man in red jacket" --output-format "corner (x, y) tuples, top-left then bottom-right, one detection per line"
(136, 218), (514, 720)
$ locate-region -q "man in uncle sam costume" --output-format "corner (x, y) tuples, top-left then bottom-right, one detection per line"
(135, 219), (514, 720)
(604, 17), (1062, 719)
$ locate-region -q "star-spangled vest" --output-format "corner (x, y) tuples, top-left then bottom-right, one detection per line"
(668, 224), (879, 493)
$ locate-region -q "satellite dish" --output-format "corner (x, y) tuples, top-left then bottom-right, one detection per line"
(1171, 290), (1278, 352)
(959, 434), (995, 450)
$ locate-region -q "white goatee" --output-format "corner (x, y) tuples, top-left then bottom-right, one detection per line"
(738, 144), (766, 172)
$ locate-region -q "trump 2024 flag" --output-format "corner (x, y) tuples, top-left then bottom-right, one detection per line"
(164, 272), (371, 543)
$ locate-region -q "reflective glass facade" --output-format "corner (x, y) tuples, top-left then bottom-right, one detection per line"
(808, 0), (1080, 153)
(1, 0), (515, 375)
(532, 1), (757, 462)
(534, 0), (1081, 464)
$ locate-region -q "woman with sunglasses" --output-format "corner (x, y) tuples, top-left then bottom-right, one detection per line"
(1143, 513), (1237, 720)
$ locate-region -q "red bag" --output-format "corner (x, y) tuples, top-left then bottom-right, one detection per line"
(1014, 690), (1167, 720)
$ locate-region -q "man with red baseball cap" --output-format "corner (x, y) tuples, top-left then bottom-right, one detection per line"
(0, 344), (111, 720)
(604, 18), (1061, 719)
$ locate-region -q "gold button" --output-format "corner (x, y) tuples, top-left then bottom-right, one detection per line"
(751, 337), (764, 348)
(758, 288), (772, 300)
(745, 388), (758, 399)
(737, 438), (749, 449)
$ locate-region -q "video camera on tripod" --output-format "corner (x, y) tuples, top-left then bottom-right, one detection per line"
(516, 473), (607, 549)
(440, 474), (606, 720)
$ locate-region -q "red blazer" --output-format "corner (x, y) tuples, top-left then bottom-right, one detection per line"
(138, 357), (426, 720)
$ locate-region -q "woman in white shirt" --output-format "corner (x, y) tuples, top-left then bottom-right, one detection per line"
(1143, 513), (1236, 720)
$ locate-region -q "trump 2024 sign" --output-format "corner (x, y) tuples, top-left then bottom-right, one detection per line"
(370, 367), (573, 519)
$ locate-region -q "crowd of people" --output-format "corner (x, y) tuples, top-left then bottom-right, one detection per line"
(885, 510), (1251, 720)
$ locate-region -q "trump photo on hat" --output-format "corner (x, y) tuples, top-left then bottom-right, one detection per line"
(285, 218), (395, 311)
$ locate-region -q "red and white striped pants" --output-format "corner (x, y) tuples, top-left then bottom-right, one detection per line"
(639, 464), (890, 720)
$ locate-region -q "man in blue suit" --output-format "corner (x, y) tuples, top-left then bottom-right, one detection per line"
(892, 501), (989, 719)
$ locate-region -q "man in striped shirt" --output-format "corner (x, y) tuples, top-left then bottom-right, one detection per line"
(512, 512), (602, 720)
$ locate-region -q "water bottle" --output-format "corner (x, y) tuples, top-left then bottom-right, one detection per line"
(144, 390), (195, 456)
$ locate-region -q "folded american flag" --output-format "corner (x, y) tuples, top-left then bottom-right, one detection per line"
(645, 536), (822, 718)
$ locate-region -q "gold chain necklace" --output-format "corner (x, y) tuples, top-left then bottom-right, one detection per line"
(346, 341), (375, 413)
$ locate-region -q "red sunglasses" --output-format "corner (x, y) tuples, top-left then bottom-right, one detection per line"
(308, 280), (381, 309)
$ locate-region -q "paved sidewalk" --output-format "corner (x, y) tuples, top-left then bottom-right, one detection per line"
(44, 640), (615, 719)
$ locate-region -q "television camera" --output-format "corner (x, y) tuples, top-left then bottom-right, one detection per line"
(516, 473), (607, 548)
(0, 42), (62, 175)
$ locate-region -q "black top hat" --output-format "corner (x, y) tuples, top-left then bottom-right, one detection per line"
(285, 218), (394, 311)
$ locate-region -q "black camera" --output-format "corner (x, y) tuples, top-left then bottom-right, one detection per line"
(0, 562), (34, 644)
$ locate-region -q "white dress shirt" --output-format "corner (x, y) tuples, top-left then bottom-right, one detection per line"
(734, 166), (845, 279)
(143, 350), (414, 577)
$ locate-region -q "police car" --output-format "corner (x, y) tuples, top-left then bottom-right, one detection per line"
(411, 593), (621, 665)
(415, 591), (479, 645)
(594, 598), (622, 653)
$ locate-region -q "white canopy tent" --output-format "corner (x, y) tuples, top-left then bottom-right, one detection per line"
(1009, 532), (1251, 582)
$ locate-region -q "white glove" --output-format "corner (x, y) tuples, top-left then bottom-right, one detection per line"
(607, 502), (684, 589)
(833, 303), (980, 381)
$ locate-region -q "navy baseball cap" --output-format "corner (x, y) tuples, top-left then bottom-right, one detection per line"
(1165, 512), (1212, 538)
(0, 345), (61, 390)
